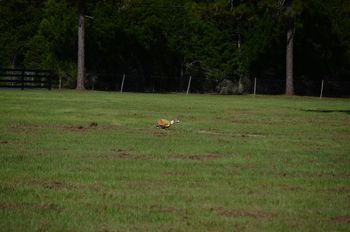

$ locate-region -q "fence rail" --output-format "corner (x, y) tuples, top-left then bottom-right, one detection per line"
(2, 69), (347, 98)
(0, 69), (53, 90)
(253, 78), (350, 97)
(84, 73), (349, 97)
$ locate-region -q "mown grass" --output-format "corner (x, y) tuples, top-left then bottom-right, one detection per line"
(0, 90), (349, 231)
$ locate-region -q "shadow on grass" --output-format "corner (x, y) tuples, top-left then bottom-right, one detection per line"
(302, 109), (350, 115)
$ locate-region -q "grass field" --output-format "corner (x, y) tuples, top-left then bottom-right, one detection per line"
(0, 90), (349, 231)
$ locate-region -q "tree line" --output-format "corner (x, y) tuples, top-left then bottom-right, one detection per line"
(0, 0), (349, 94)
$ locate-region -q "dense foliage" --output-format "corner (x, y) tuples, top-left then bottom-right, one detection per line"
(0, 0), (349, 91)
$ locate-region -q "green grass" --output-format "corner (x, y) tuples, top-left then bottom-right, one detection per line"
(0, 90), (349, 231)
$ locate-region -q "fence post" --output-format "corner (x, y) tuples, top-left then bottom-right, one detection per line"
(320, 79), (324, 99)
(186, 76), (192, 95)
(48, 72), (52, 90)
(59, 76), (62, 90)
(120, 74), (125, 93)
(21, 69), (25, 90)
(253, 77), (257, 96)
(92, 77), (95, 90)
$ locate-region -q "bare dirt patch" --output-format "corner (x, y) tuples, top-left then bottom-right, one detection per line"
(0, 202), (61, 211)
(331, 216), (350, 224)
(212, 207), (274, 220)
(63, 125), (86, 131)
(11, 125), (40, 129)
(281, 172), (350, 178)
(233, 133), (265, 138)
(151, 130), (169, 137)
(60, 123), (120, 132)
(10, 124), (41, 133)
(12, 124), (83, 132)
(198, 129), (265, 138)
(89, 122), (98, 127)
(149, 205), (184, 214)
(0, 202), (21, 209)
(42, 181), (74, 190)
(0, 140), (30, 146)
(94, 150), (151, 161)
(10, 123), (118, 133)
(33, 203), (61, 211)
(28, 179), (76, 190)
(172, 153), (224, 161)
(55, 122), (106, 132)
(321, 187), (350, 194)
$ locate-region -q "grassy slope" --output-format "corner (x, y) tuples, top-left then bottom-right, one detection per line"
(0, 90), (349, 231)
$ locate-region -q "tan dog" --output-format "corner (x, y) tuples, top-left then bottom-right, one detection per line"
(156, 119), (180, 129)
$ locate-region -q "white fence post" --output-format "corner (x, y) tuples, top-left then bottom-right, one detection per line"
(320, 79), (324, 99)
(253, 77), (257, 96)
(186, 76), (192, 95)
(120, 74), (125, 93)
(59, 76), (62, 90)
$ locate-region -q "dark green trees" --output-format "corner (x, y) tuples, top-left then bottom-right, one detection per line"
(0, 0), (349, 93)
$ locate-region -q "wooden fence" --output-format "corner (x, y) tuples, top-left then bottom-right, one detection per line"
(0, 69), (53, 90)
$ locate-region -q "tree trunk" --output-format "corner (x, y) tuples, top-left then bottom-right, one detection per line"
(76, 1), (85, 90)
(285, 0), (294, 95)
